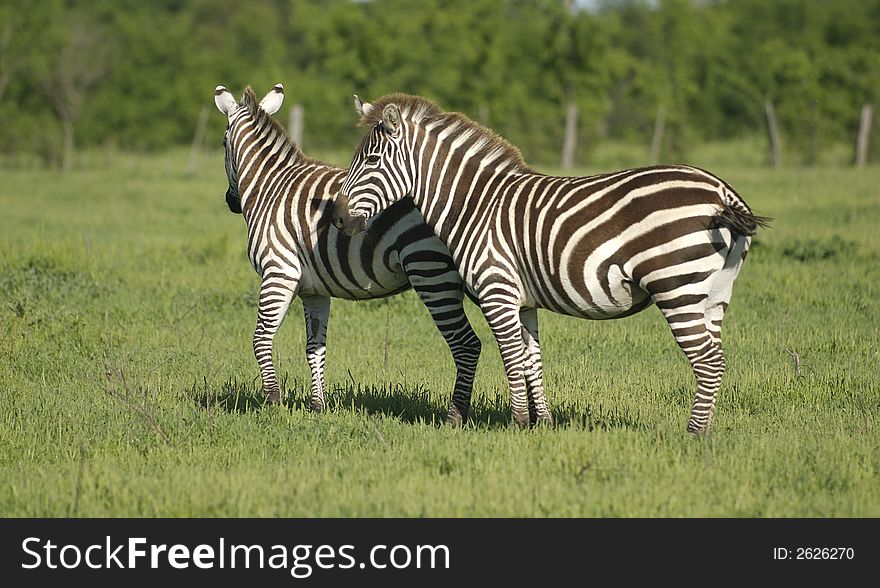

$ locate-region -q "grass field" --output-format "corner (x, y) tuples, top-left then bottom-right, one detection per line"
(1, 145), (878, 517)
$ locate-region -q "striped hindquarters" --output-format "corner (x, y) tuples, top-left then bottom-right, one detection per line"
(497, 165), (758, 318)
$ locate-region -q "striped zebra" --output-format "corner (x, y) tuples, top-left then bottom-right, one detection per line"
(213, 84), (482, 421)
(334, 94), (769, 433)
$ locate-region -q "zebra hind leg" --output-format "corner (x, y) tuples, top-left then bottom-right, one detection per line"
(699, 302), (727, 433)
(652, 230), (747, 434)
(659, 303), (725, 436)
(429, 303), (482, 427)
(404, 265), (481, 427)
(301, 295), (331, 412)
(442, 324), (482, 427)
(683, 231), (746, 433)
(686, 334), (725, 436)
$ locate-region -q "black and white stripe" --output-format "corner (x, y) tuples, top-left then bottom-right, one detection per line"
(336, 94), (768, 433)
(214, 85), (481, 422)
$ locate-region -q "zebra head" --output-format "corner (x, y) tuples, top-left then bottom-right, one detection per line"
(334, 96), (413, 236)
(213, 83), (285, 214)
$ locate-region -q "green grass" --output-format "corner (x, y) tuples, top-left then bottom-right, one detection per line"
(1, 147), (878, 517)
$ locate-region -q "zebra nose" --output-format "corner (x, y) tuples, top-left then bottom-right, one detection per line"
(225, 188), (242, 214)
(332, 192), (357, 232)
(332, 207), (367, 236)
(343, 213), (368, 236)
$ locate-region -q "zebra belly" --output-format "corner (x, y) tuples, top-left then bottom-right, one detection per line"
(297, 261), (410, 299)
(542, 201), (725, 320)
(585, 264), (653, 319)
(533, 262), (652, 320)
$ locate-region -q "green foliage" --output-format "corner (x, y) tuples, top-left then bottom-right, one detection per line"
(0, 0), (879, 166)
(777, 235), (858, 263)
(0, 149), (879, 516)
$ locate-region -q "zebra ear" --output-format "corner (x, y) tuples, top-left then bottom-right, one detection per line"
(354, 94), (374, 117)
(259, 83), (284, 116)
(214, 85), (238, 116)
(382, 103), (401, 134)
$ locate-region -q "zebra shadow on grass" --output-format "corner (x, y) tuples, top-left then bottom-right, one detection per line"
(190, 375), (458, 424)
(190, 375), (644, 431)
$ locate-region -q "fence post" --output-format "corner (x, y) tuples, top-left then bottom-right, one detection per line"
(855, 104), (872, 167)
(289, 103), (304, 147)
(650, 104), (666, 164)
(561, 99), (578, 170)
(185, 104), (209, 176)
(764, 100), (781, 168)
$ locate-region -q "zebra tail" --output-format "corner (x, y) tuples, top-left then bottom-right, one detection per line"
(714, 196), (772, 237)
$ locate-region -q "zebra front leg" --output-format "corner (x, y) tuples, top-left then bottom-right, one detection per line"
(301, 294), (331, 413)
(254, 274), (299, 405)
(520, 307), (553, 426)
(479, 289), (530, 428)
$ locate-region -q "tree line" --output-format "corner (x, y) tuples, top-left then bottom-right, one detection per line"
(2, 0), (878, 168)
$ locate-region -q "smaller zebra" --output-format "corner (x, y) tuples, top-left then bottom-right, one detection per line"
(214, 84), (482, 420)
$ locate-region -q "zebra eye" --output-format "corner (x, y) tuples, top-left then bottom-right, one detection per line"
(365, 155), (380, 165)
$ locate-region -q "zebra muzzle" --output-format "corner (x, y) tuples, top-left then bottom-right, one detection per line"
(225, 188), (242, 214)
(332, 193), (368, 236)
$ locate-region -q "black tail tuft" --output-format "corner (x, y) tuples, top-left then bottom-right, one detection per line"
(714, 203), (771, 237)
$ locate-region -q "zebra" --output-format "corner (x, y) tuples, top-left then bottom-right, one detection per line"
(213, 84), (482, 421)
(334, 93), (769, 433)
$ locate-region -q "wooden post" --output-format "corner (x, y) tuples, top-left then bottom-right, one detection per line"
(289, 103), (304, 146)
(764, 100), (781, 168)
(185, 104), (209, 176)
(61, 120), (75, 174)
(855, 104), (872, 167)
(561, 99), (578, 170)
(650, 104), (666, 164)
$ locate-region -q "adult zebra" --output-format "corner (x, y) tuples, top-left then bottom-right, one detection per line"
(334, 94), (769, 433)
(214, 84), (482, 421)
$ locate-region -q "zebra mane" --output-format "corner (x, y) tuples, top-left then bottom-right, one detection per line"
(240, 87), (318, 166)
(359, 93), (533, 173)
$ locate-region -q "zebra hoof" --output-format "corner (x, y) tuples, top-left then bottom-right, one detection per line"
(532, 412), (555, 428)
(445, 405), (468, 427)
(510, 412), (530, 429)
(686, 423), (712, 437)
(265, 391), (282, 405)
(310, 399), (326, 413)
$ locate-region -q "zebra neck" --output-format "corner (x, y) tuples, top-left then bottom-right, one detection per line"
(235, 134), (304, 218)
(411, 141), (522, 245)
